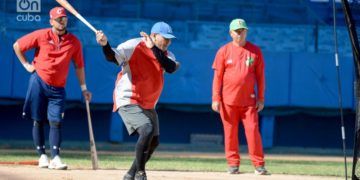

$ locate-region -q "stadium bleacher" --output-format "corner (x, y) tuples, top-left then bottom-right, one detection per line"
(1, 0), (360, 147)
(317, 26), (353, 55)
(1, 0), (359, 60)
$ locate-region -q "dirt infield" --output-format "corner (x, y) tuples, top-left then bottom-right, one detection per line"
(0, 148), (348, 179)
(149, 151), (348, 162)
(0, 165), (341, 180)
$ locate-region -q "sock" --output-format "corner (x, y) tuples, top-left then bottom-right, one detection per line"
(128, 136), (159, 176)
(32, 120), (46, 155)
(49, 121), (61, 159)
(134, 123), (154, 172)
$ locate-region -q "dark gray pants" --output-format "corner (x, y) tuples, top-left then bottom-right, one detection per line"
(117, 104), (159, 136)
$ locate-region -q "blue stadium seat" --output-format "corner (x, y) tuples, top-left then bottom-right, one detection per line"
(142, 2), (165, 19)
(189, 22), (228, 49)
(91, 0), (139, 18)
(239, 6), (266, 23)
(131, 21), (151, 34)
(193, 2), (216, 21)
(317, 26), (353, 55)
(172, 3), (193, 20)
(216, 4), (240, 21)
(169, 21), (188, 44)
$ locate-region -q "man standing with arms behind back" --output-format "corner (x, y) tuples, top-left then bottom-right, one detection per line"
(212, 18), (269, 175)
(13, 7), (92, 170)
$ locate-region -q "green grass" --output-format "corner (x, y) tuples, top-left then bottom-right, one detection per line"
(0, 150), (351, 177)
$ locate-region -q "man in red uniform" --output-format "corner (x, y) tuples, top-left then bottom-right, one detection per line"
(96, 22), (180, 180)
(212, 18), (268, 175)
(13, 7), (91, 170)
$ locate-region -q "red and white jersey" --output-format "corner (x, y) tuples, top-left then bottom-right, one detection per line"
(112, 38), (176, 111)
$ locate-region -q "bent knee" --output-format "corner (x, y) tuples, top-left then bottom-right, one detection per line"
(137, 123), (154, 137)
(33, 120), (44, 127)
(49, 121), (61, 128)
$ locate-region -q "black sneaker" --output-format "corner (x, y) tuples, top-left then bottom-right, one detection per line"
(228, 166), (240, 174)
(135, 171), (147, 180)
(123, 173), (134, 180)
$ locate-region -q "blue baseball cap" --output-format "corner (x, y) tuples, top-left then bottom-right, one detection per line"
(151, 22), (176, 39)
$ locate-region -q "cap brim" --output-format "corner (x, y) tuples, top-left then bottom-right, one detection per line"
(160, 33), (176, 39)
(51, 15), (67, 19)
(231, 27), (248, 31)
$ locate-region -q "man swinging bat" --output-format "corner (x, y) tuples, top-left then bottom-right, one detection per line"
(96, 22), (180, 180)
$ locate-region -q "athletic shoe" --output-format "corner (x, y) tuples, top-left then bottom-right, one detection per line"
(48, 155), (68, 170)
(38, 154), (49, 168)
(228, 166), (240, 174)
(123, 173), (134, 180)
(134, 171), (147, 180)
(254, 166), (270, 175)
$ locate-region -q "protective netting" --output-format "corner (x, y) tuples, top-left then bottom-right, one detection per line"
(342, 0), (360, 179)
(353, 83), (360, 179)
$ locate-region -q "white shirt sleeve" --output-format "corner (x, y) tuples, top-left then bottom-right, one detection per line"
(167, 50), (177, 61)
(113, 38), (142, 65)
(167, 50), (179, 67)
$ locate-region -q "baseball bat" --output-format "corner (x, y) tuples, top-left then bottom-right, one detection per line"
(85, 99), (99, 170)
(55, 0), (97, 33)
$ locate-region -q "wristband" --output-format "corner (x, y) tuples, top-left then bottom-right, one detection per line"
(23, 62), (31, 69)
(80, 84), (87, 91)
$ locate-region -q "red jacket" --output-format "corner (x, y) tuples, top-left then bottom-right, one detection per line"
(17, 28), (84, 87)
(212, 41), (265, 106)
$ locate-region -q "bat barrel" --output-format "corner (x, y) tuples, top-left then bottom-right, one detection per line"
(56, 0), (97, 33)
(85, 100), (99, 170)
(75, 14), (97, 33)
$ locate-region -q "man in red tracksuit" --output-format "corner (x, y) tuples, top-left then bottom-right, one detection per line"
(211, 18), (269, 175)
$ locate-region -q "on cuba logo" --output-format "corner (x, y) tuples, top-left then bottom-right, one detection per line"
(16, 0), (41, 22)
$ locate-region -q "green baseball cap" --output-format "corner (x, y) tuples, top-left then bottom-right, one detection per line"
(229, 18), (248, 31)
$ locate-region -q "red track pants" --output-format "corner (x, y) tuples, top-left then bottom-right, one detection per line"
(220, 103), (265, 167)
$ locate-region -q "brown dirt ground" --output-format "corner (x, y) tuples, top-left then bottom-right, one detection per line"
(0, 165), (342, 180)
(148, 151), (348, 162)
(0, 151), (345, 180)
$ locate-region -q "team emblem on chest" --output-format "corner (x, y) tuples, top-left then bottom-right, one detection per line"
(245, 56), (254, 67)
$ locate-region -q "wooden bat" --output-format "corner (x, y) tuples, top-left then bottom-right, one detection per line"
(85, 99), (99, 170)
(55, 0), (97, 33)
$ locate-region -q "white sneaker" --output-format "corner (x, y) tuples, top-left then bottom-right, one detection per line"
(38, 154), (49, 168)
(48, 155), (67, 170)
(254, 166), (270, 175)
